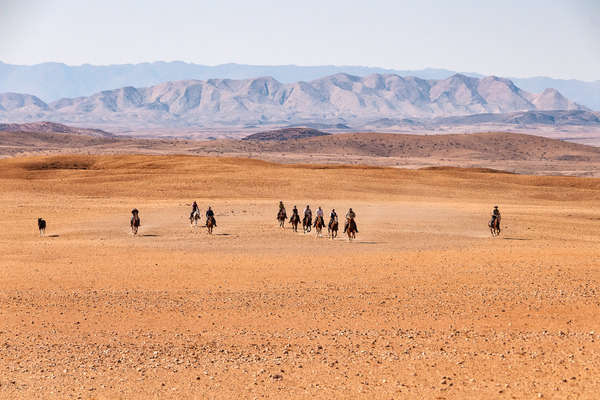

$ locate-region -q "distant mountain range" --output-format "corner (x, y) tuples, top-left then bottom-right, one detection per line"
(0, 73), (592, 130)
(0, 61), (598, 110)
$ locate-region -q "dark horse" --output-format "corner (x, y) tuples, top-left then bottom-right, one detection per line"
(206, 215), (216, 234)
(277, 208), (287, 229)
(328, 217), (338, 239)
(489, 216), (501, 237)
(130, 209), (140, 235)
(314, 215), (325, 237)
(344, 217), (357, 241)
(37, 218), (46, 236)
(302, 214), (312, 234)
(289, 213), (300, 232)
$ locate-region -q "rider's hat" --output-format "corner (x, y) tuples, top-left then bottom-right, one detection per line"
(494, 205), (498, 208)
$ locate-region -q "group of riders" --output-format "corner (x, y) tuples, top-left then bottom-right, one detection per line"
(128, 202), (502, 237)
(189, 201), (217, 226)
(277, 201), (358, 238)
(129, 202), (217, 235)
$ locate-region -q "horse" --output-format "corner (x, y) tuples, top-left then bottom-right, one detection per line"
(277, 209), (287, 229)
(489, 216), (501, 237)
(328, 217), (338, 239)
(206, 215), (215, 234)
(314, 215), (325, 237)
(302, 215), (312, 234)
(37, 218), (46, 236)
(344, 217), (357, 241)
(130, 209), (140, 235)
(289, 213), (300, 232)
(190, 210), (201, 227)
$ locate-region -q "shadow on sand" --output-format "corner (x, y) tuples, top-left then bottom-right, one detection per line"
(47, 234), (60, 238)
(503, 237), (531, 241)
(142, 234), (160, 237)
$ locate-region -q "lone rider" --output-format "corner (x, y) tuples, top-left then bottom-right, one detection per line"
(206, 206), (216, 227)
(344, 208), (358, 233)
(491, 205), (501, 229)
(190, 201), (199, 219)
(314, 206), (324, 227)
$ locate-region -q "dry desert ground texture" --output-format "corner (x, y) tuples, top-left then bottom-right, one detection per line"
(1, 154), (600, 399)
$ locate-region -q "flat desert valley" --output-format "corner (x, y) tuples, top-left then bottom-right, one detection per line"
(1, 153), (600, 399)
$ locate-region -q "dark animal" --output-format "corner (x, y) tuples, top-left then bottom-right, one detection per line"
(303, 215), (312, 234)
(130, 209), (140, 235)
(489, 216), (501, 237)
(206, 215), (215, 234)
(289, 213), (300, 232)
(277, 209), (287, 229)
(37, 218), (46, 236)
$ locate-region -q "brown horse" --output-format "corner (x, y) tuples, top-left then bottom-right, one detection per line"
(345, 217), (357, 241)
(130, 209), (140, 235)
(277, 209), (287, 229)
(206, 216), (215, 234)
(289, 213), (300, 232)
(328, 217), (338, 239)
(314, 216), (325, 237)
(489, 216), (501, 237)
(302, 215), (312, 234)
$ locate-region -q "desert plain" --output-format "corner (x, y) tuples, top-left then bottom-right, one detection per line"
(1, 154), (600, 399)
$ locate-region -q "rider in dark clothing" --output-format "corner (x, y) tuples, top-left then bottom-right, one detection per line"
(190, 201), (199, 219)
(491, 205), (501, 227)
(290, 206), (299, 222)
(206, 206), (216, 226)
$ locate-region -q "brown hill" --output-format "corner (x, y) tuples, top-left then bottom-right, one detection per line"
(194, 131), (600, 162)
(0, 122), (116, 156)
(243, 127), (331, 141)
(0, 121), (113, 137)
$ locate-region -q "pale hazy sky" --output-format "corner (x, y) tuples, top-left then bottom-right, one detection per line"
(1, 0), (599, 80)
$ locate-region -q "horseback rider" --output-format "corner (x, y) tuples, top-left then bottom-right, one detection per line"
(330, 208), (338, 223)
(314, 206), (324, 227)
(491, 205), (501, 226)
(344, 208), (358, 233)
(206, 206), (216, 226)
(304, 205), (312, 221)
(190, 201), (199, 219)
(290, 205), (299, 222)
(278, 201), (286, 216)
(277, 201), (287, 222)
